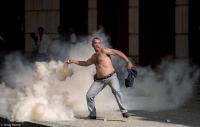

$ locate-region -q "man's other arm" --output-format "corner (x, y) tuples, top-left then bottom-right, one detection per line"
(67, 54), (95, 66)
(102, 48), (133, 69)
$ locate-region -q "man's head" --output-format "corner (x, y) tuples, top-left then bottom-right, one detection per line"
(92, 37), (102, 52)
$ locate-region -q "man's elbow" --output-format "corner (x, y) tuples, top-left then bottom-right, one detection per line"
(78, 61), (87, 66)
(114, 50), (122, 56)
(83, 62), (90, 66)
(83, 63), (88, 66)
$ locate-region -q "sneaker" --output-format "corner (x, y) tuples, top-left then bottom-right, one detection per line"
(122, 112), (130, 118)
(87, 115), (96, 119)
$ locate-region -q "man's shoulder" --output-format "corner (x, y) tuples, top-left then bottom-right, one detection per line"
(102, 48), (111, 50)
(101, 48), (113, 54)
(101, 48), (111, 52)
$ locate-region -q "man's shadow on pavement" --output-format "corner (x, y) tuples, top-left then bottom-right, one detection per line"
(75, 116), (127, 122)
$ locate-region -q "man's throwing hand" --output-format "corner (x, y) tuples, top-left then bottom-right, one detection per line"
(66, 59), (73, 64)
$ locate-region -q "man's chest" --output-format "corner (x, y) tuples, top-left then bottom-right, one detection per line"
(94, 53), (110, 64)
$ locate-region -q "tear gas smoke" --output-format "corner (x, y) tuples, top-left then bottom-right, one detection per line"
(122, 59), (199, 111)
(0, 30), (199, 122)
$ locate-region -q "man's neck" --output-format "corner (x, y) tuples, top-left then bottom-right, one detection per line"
(95, 48), (101, 53)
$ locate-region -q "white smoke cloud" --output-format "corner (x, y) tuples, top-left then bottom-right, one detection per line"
(122, 59), (199, 111)
(0, 31), (118, 121)
(0, 30), (199, 122)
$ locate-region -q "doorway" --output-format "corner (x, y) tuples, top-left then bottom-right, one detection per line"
(97, 0), (128, 55)
(0, 0), (25, 52)
(189, 0), (200, 66)
(60, 0), (88, 35)
(139, 0), (175, 67)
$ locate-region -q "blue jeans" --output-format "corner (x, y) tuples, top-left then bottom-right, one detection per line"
(86, 73), (127, 117)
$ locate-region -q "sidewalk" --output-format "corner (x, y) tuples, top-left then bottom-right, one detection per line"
(1, 99), (199, 127)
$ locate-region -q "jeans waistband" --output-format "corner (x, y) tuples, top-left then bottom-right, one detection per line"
(94, 72), (115, 81)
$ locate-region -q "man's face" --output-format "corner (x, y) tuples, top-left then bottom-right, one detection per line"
(92, 39), (101, 51)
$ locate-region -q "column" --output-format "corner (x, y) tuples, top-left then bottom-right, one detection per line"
(129, 0), (139, 63)
(88, 0), (97, 34)
(175, 0), (189, 58)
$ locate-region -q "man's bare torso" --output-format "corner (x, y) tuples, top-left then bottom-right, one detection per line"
(92, 49), (115, 78)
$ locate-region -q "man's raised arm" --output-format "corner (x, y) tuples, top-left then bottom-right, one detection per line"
(67, 54), (95, 66)
(102, 48), (133, 69)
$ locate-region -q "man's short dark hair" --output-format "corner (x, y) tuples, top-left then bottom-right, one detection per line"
(92, 37), (101, 42)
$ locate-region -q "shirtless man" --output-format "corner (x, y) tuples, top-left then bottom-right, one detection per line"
(67, 37), (133, 119)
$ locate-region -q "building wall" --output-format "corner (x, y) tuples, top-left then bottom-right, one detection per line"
(25, 0), (60, 53)
(24, 0), (190, 65)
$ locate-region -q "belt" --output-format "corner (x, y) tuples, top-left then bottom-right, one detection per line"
(94, 72), (115, 81)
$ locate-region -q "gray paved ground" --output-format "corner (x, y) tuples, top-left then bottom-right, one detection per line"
(1, 99), (199, 127)
(34, 99), (200, 127)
